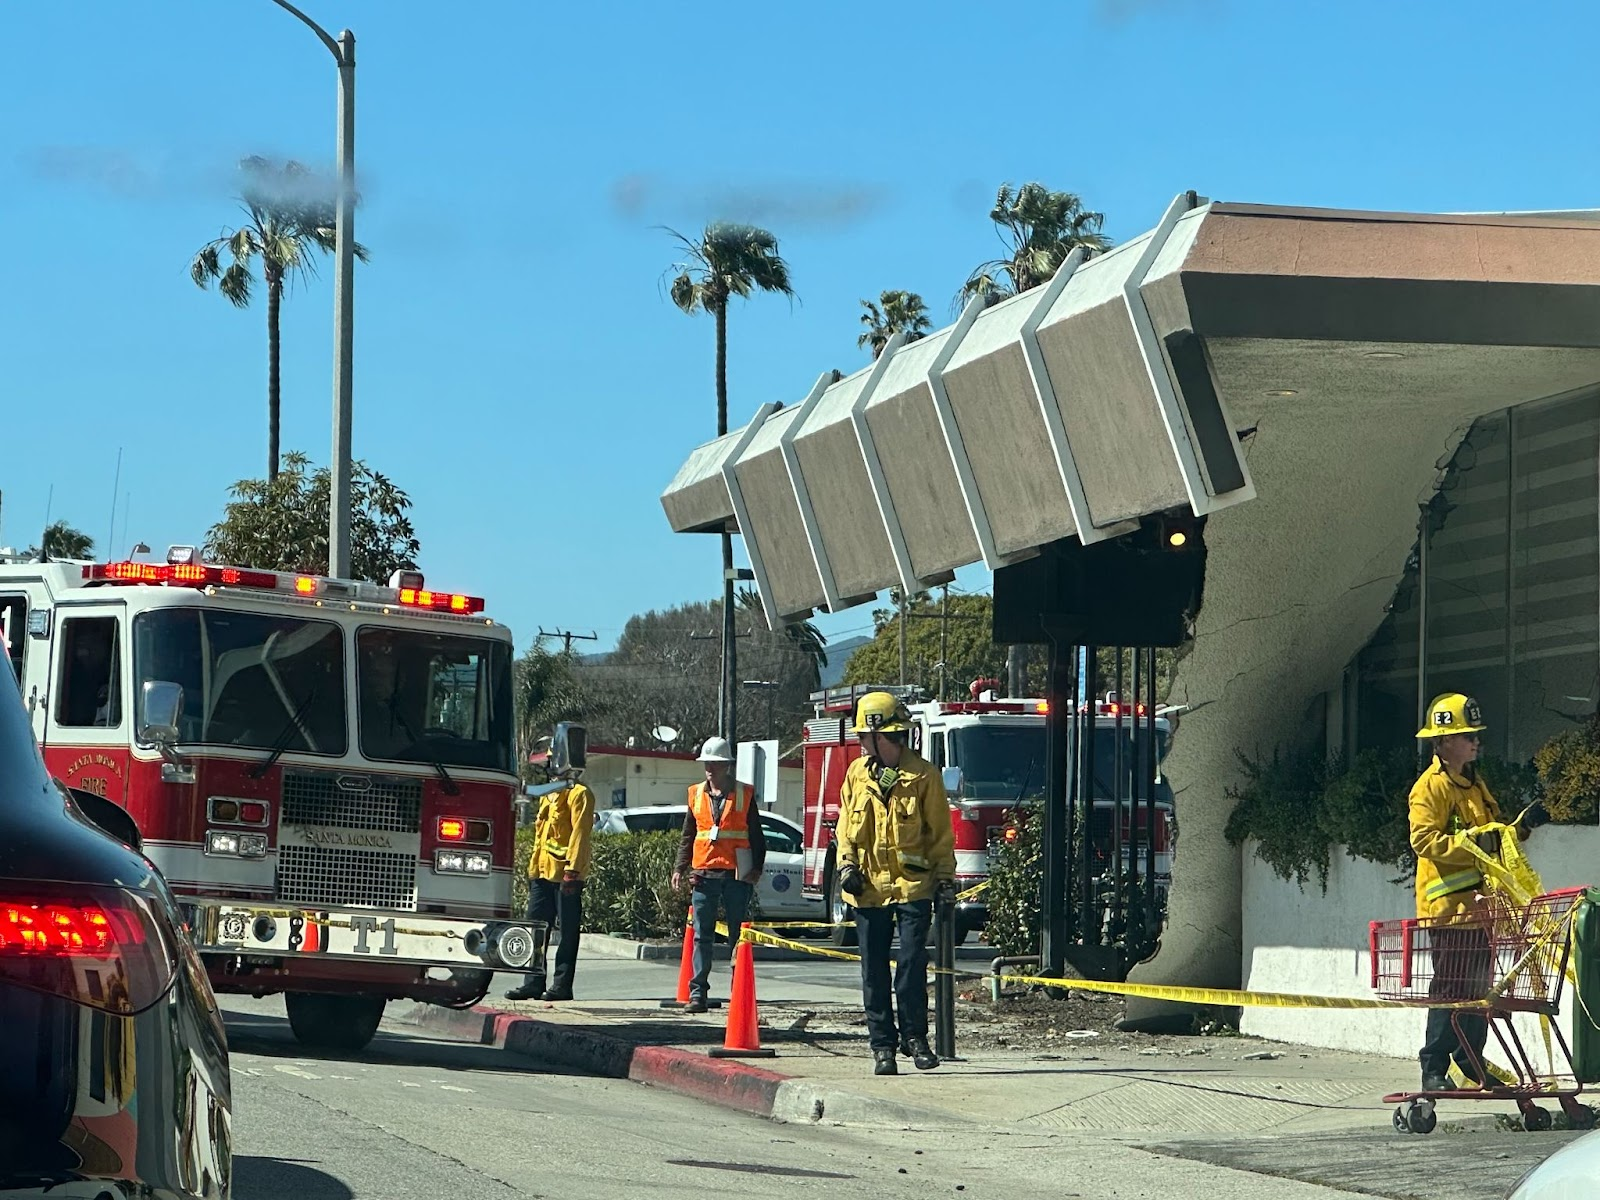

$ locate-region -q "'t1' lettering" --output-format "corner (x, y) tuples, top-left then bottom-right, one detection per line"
(349, 915), (378, 953)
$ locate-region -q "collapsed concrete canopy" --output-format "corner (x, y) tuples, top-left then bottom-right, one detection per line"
(661, 194), (1600, 1007)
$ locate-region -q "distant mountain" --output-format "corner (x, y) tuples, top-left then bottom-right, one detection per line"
(818, 635), (873, 690)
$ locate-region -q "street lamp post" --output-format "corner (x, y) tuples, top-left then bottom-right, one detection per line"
(268, 0), (356, 580)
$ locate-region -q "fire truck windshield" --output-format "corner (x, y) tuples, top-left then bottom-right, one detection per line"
(356, 628), (513, 773)
(949, 725), (1169, 802)
(134, 608), (347, 753)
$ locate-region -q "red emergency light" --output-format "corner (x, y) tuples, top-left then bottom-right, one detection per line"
(86, 561), (280, 589)
(399, 588), (484, 615)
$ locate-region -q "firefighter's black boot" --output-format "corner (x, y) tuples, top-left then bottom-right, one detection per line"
(873, 1048), (898, 1076)
(505, 977), (545, 1001)
(902, 1035), (939, 1071)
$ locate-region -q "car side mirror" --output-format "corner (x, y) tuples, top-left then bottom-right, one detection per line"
(551, 722), (587, 772)
(59, 782), (143, 854)
(139, 680), (183, 745)
(942, 766), (964, 798)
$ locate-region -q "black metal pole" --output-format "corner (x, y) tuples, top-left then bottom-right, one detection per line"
(1145, 649), (1158, 913)
(1079, 646), (1098, 940)
(1041, 628), (1073, 978)
(935, 893), (956, 1059)
(1112, 648), (1125, 937)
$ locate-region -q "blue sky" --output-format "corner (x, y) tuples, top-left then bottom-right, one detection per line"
(3, 0), (1598, 656)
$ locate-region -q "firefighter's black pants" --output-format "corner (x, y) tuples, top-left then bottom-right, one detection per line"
(1420, 924), (1492, 1083)
(855, 899), (932, 1052)
(520, 877), (582, 996)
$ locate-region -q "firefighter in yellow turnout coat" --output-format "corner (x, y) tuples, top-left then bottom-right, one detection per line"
(836, 691), (956, 1076)
(1408, 692), (1540, 1092)
(507, 772), (594, 1001)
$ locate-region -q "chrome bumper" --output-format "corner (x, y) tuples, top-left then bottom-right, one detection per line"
(183, 897), (545, 971)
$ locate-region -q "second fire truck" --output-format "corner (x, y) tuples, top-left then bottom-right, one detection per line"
(802, 683), (1175, 944)
(0, 547), (538, 1051)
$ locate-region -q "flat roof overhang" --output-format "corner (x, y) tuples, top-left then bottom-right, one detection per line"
(660, 195), (1600, 625)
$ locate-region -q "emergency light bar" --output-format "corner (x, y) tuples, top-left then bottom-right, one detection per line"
(83, 560), (486, 615)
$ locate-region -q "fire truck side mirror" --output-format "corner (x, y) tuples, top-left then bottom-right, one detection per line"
(551, 722), (586, 772)
(139, 680), (184, 745)
(941, 766), (964, 799)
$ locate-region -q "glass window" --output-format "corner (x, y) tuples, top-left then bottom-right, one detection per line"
(949, 724), (1167, 802)
(0, 596), (25, 681)
(134, 608), (346, 752)
(760, 815), (802, 855)
(357, 628), (512, 772)
(1509, 392), (1599, 760)
(56, 616), (122, 728)
(928, 732), (945, 768)
(624, 810), (685, 834)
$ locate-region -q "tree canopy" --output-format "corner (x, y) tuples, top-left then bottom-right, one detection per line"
(204, 450), (419, 583)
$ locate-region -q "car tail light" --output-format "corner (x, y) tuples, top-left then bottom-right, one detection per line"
(0, 883), (177, 1014)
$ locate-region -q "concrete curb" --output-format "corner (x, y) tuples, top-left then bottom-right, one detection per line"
(578, 933), (679, 961)
(390, 1001), (954, 1128)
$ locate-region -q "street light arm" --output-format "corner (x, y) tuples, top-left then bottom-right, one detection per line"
(266, 0), (342, 59)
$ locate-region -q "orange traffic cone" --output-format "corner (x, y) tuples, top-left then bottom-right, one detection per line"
(660, 904), (696, 1008)
(710, 923), (775, 1058)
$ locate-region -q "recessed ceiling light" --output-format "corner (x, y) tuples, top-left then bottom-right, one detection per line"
(1363, 350), (1405, 359)
(1265, 389), (1297, 397)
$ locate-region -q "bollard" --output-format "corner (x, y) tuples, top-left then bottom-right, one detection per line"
(935, 894), (957, 1060)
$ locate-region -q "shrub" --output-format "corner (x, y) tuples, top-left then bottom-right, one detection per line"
(983, 813), (1042, 958)
(513, 828), (689, 938)
(1532, 716), (1600, 824)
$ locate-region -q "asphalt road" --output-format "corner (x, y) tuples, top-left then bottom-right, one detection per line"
(220, 994), (1380, 1200)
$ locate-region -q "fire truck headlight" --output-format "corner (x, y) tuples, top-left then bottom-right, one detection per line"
(205, 830), (241, 856)
(238, 833), (268, 859)
(464, 852), (491, 875)
(434, 850), (467, 874)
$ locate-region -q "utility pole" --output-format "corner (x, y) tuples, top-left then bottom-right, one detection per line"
(537, 628), (598, 655)
(939, 583), (949, 701)
(268, 0), (357, 580)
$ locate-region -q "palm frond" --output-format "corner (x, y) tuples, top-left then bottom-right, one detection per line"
(219, 262), (253, 308)
(668, 271), (701, 314)
(190, 244), (222, 288)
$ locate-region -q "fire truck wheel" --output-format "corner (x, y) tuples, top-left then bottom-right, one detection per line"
(285, 993), (387, 1053)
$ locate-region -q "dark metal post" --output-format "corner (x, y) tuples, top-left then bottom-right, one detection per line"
(1111, 648), (1125, 937)
(1040, 628), (1074, 978)
(934, 892), (956, 1059)
(1079, 646), (1098, 939)
(1144, 650), (1158, 912)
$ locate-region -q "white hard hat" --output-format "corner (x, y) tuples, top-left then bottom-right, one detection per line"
(696, 736), (735, 763)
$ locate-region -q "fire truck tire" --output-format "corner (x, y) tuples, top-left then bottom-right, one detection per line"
(285, 993), (386, 1053)
(825, 858), (859, 948)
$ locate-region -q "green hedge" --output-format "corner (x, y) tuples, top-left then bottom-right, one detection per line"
(513, 828), (690, 939)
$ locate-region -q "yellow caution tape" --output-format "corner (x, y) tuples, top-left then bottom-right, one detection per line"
(723, 923), (1489, 1010)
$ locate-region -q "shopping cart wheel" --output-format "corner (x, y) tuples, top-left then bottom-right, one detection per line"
(1573, 1105), (1598, 1131)
(1392, 1106), (1410, 1135)
(1522, 1105), (1553, 1132)
(1406, 1102), (1437, 1135)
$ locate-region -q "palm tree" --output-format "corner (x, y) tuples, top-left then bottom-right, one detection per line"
(31, 521), (94, 561)
(957, 182), (1110, 310)
(858, 290), (931, 359)
(191, 156), (369, 482)
(664, 223), (795, 739)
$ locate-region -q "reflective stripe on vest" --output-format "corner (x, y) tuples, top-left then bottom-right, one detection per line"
(544, 840), (569, 860)
(1424, 867), (1483, 901)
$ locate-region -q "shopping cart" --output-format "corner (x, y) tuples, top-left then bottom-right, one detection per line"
(1369, 886), (1593, 1135)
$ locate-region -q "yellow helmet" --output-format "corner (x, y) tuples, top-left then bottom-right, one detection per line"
(853, 691), (912, 734)
(1416, 693), (1487, 739)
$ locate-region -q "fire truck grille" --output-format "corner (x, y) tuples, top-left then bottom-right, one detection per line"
(277, 844), (418, 912)
(281, 770), (423, 834)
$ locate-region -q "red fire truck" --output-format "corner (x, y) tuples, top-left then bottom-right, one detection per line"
(0, 548), (538, 1051)
(802, 683), (1174, 945)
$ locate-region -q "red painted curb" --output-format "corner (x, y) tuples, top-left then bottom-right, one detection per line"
(392, 1001), (792, 1118)
(628, 1044), (788, 1115)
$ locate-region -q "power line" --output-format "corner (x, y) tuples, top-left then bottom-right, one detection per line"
(537, 627), (599, 655)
